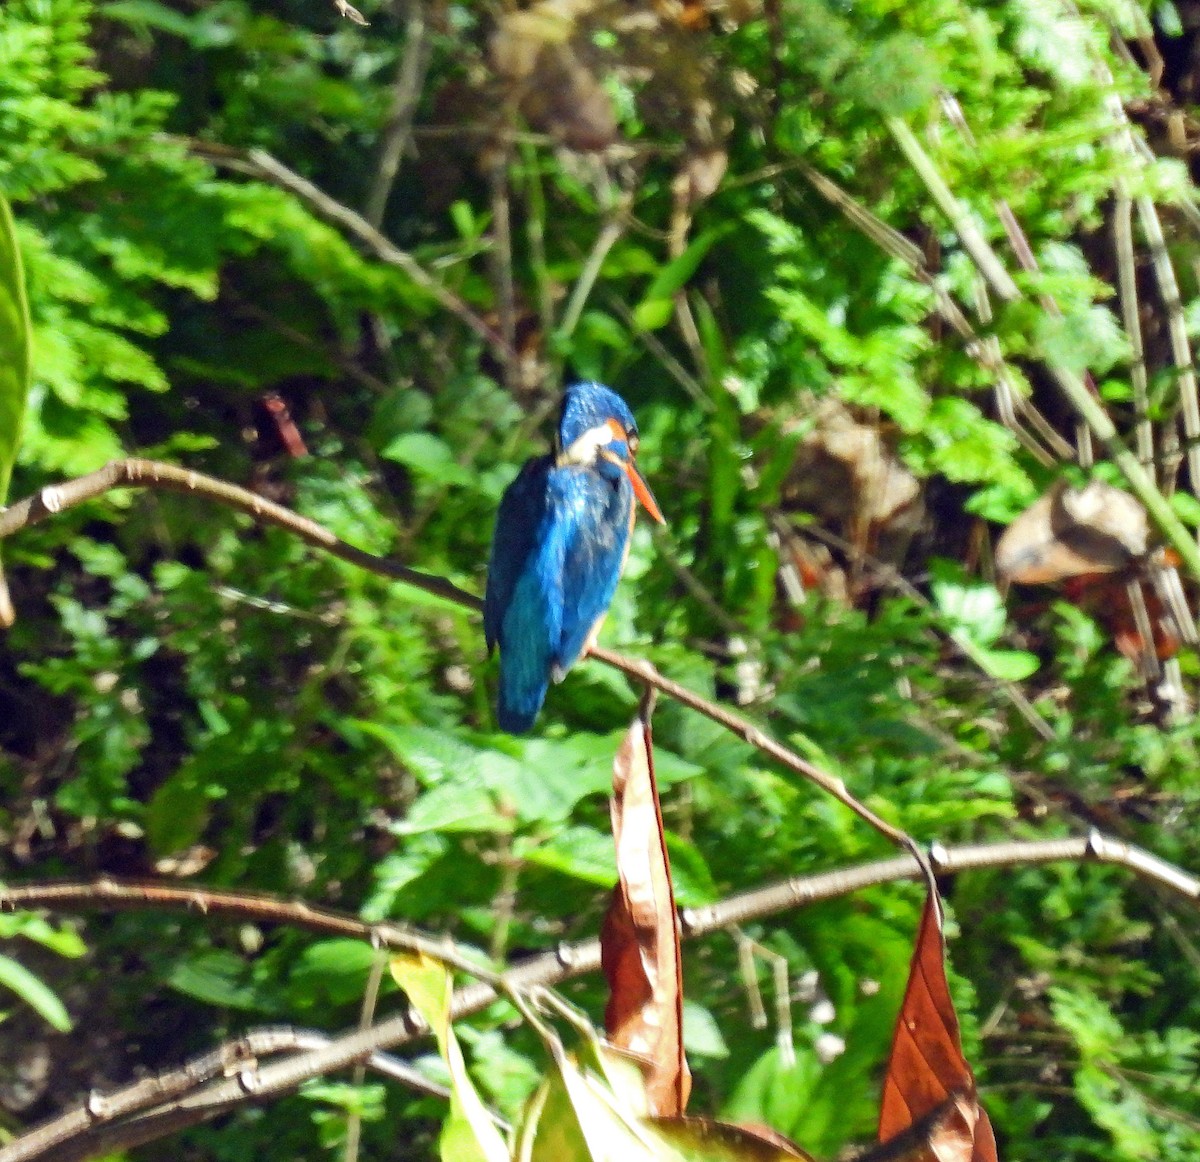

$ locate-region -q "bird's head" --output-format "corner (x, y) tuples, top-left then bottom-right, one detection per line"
(556, 382), (665, 524)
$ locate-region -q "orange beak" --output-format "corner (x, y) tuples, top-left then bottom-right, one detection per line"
(628, 460), (665, 524)
(604, 417), (665, 524)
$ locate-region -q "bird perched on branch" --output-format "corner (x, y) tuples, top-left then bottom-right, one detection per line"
(485, 382), (664, 732)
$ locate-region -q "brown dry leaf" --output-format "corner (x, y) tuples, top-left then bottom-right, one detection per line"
(782, 400), (923, 560)
(995, 480), (1148, 585)
(877, 894), (997, 1162)
(673, 147), (729, 210)
(601, 706), (691, 1117)
(860, 1093), (996, 1162)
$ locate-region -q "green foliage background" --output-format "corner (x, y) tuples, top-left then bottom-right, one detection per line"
(2, 0), (1200, 1157)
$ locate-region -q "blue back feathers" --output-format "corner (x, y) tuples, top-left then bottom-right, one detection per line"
(484, 383), (642, 732)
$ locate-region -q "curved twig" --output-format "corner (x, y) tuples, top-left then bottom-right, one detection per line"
(0, 876), (497, 982)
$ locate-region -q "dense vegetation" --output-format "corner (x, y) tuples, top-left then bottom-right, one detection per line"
(3, 0), (1200, 1156)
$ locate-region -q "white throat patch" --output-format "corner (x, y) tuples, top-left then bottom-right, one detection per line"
(561, 422), (618, 466)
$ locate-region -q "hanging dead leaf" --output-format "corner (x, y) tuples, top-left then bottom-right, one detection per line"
(877, 894), (997, 1162)
(601, 704), (691, 1117)
(996, 480), (1148, 585)
(859, 1092), (996, 1162)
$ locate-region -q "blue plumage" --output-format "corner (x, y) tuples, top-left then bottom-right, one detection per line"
(485, 383), (663, 733)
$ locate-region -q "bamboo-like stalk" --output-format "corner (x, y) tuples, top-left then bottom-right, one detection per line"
(1113, 193), (1155, 475)
(1137, 194), (1200, 496)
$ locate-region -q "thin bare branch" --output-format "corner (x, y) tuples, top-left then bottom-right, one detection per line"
(183, 141), (512, 360)
(365, 2), (432, 227)
(1113, 193), (1155, 474)
(0, 458), (483, 611)
(886, 117), (1020, 303)
(0, 876), (497, 981)
(558, 208), (629, 340)
(588, 644), (926, 867)
(0, 1026), (447, 1162)
(796, 162), (1068, 464)
(1137, 193), (1200, 494)
(344, 950), (389, 1162)
(489, 152), (519, 389)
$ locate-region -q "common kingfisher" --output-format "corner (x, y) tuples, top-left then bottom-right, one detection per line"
(484, 382), (665, 732)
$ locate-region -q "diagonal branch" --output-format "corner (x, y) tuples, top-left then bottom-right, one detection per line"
(364, 2), (432, 228)
(180, 140), (513, 362)
(0, 459), (909, 855)
(0, 458), (483, 611)
(0, 1026), (450, 1162)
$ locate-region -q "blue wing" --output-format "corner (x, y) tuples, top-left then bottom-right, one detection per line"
(551, 465), (633, 677)
(484, 456), (551, 653)
(484, 458), (632, 732)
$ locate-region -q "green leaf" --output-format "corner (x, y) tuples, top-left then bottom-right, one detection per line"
(632, 228), (729, 332)
(145, 765), (213, 856)
(1171, 491), (1200, 529)
(930, 562), (1007, 647)
(0, 913), (86, 958)
(0, 954), (72, 1031)
(682, 1001), (729, 1060)
(166, 950), (263, 1011)
(290, 940), (381, 1007)
(390, 952), (510, 1162)
(970, 645), (1040, 682)
(0, 193), (32, 504)
(381, 432), (472, 487)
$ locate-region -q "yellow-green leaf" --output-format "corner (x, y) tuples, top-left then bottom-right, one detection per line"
(390, 951), (510, 1162)
(0, 192), (31, 504)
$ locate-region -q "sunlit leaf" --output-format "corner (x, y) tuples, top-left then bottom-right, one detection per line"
(0, 953), (72, 1031)
(390, 951), (510, 1162)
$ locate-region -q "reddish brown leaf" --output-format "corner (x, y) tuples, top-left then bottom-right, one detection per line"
(878, 894), (997, 1162)
(259, 393), (308, 458)
(601, 706), (691, 1117)
(1063, 574), (1182, 664)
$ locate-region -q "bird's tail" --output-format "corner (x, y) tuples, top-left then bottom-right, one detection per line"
(496, 675), (547, 734)
(497, 642), (550, 733)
